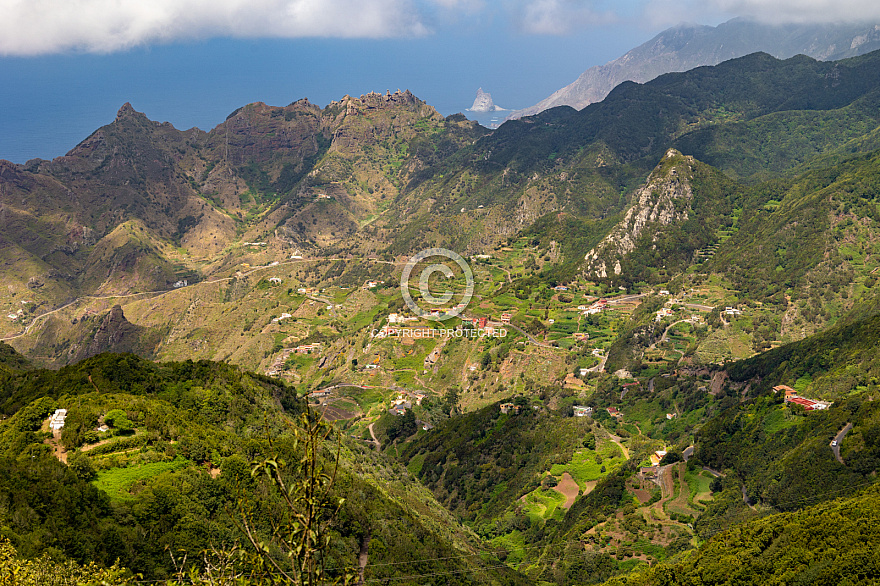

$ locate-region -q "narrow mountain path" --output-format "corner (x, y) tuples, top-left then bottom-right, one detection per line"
(41, 414), (67, 463)
(648, 319), (688, 350)
(368, 422), (381, 449)
(607, 433), (629, 459)
(80, 437), (115, 452)
(357, 530), (372, 584)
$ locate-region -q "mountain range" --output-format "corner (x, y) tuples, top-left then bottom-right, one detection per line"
(507, 18), (880, 120)
(2, 40), (880, 585)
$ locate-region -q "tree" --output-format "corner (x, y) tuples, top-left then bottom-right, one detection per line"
(388, 410), (417, 442)
(104, 409), (133, 432)
(444, 387), (460, 415)
(583, 433), (596, 450)
(661, 450), (683, 465)
(67, 451), (96, 481)
(234, 408), (357, 586)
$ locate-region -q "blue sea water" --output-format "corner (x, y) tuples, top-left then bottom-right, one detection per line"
(0, 29), (646, 163)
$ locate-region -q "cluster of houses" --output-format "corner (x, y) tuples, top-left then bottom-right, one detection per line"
(49, 409), (67, 431)
(363, 280), (385, 289)
(649, 450), (668, 466)
(579, 299), (607, 315)
(172, 279), (189, 288)
(500, 402), (522, 415)
(574, 405), (593, 417)
(388, 313), (418, 324)
(389, 398), (412, 416)
(389, 392), (427, 416)
(308, 388), (331, 404)
(295, 343), (322, 355)
(724, 306), (742, 316)
(655, 307), (674, 322)
(265, 343), (323, 376)
(268, 277), (283, 285)
(271, 312), (293, 323)
(774, 385), (832, 411)
(297, 287), (322, 296)
(266, 348), (296, 376)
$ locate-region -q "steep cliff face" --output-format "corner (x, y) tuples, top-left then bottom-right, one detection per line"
(584, 149), (695, 278)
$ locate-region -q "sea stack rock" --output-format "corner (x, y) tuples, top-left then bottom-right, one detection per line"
(468, 88), (506, 112)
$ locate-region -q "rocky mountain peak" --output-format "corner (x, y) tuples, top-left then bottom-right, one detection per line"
(584, 149), (695, 278)
(116, 102), (137, 120)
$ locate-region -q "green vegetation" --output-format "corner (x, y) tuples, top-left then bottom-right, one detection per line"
(5, 45), (880, 586)
(602, 484), (880, 586)
(93, 455), (190, 501)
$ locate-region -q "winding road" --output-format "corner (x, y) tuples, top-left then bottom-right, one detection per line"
(0, 255), (402, 343)
(832, 422), (853, 464)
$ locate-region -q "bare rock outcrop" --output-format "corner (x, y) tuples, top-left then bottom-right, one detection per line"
(584, 149), (694, 278)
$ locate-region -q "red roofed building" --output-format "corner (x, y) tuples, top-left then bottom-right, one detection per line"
(787, 396), (831, 411)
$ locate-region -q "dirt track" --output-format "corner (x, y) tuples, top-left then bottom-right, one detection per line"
(41, 415), (67, 463)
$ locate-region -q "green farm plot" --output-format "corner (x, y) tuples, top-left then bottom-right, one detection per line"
(521, 487), (566, 524)
(341, 386), (386, 410)
(550, 440), (625, 487)
(93, 456), (191, 501)
(685, 469), (714, 507)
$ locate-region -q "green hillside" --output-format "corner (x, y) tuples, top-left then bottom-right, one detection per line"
(0, 352), (528, 584)
(601, 483), (880, 586)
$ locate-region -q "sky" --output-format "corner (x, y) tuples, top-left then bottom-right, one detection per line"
(2, 0), (880, 163)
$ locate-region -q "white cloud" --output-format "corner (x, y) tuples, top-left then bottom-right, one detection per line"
(0, 0), (429, 56)
(710, 0), (880, 23)
(518, 0), (616, 35)
(643, 0), (880, 27)
(425, 0), (483, 8)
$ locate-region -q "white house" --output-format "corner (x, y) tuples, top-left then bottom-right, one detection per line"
(49, 409), (68, 431)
